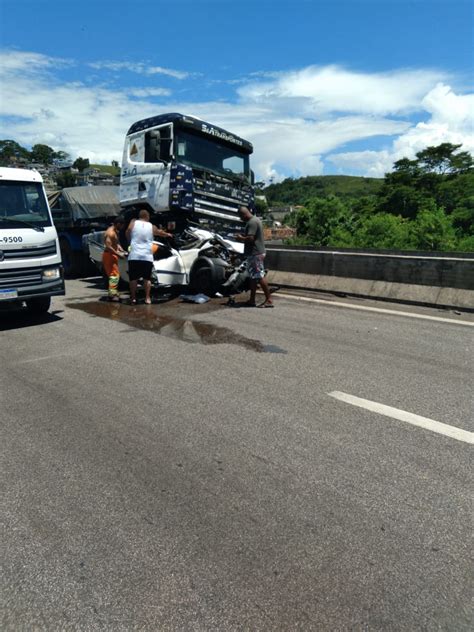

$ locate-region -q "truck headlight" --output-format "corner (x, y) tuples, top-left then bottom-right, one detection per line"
(43, 267), (61, 279)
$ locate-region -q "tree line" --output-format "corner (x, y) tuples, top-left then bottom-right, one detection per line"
(265, 144), (473, 252)
(0, 140), (120, 187)
(0, 139), (90, 169)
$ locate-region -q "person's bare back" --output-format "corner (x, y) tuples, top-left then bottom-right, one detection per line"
(104, 225), (122, 255)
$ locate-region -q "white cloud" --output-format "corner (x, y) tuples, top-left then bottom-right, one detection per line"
(129, 87), (172, 97)
(238, 65), (447, 116)
(211, 113), (409, 181)
(88, 60), (189, 79)
(328, 83), (474, 176)
(326, 150), (394, 178)
(0, 49), (72, 73)
(0, 50), (472, 180)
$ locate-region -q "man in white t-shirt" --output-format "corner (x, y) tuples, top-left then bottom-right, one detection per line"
(126, 209), (172, 305)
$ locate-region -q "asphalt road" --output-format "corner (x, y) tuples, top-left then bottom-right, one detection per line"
(1, 279), (473, 631)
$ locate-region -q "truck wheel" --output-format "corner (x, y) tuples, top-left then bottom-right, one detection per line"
(26, 296), (51, 314)
(59, 238), (77, 277)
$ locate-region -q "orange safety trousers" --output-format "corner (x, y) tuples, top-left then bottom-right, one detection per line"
(102, 252), (120, 296)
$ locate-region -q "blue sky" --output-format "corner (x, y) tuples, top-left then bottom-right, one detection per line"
(1, 0), (473, 181)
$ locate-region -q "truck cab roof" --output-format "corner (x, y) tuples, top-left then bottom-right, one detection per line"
(0, 167), (44, 183)
(126, 113), (253, 154)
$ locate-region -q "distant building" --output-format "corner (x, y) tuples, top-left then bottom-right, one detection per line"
(53, 159), (74, 169)
(4, 158), (119, 191)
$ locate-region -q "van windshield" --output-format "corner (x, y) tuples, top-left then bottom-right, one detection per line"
(175, 129), (250, 181)
(0, 180), (52, 227)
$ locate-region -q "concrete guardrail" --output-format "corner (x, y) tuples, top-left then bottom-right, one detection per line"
(265, 246), (474, 310)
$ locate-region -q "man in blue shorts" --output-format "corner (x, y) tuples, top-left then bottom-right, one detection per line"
(236, 206), (274, 308)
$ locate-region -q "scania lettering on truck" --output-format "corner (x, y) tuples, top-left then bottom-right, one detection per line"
(120, 112), (255, 227)
(0, 167), (65, 314)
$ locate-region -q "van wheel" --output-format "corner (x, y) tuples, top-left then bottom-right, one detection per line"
(26, 297), (51, 314)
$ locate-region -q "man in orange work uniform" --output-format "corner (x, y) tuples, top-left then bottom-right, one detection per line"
(102, 216), (126, 301)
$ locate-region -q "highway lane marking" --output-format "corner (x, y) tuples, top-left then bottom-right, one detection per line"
(17, 354), (70, 364)
(276, 292), (474, 327)
(329, 391), (474, 445)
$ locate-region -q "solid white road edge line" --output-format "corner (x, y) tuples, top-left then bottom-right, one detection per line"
(329, 391), (474, 445)
(276, 292), (474, 327)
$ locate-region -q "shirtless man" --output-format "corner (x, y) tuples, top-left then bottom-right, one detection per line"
(102, 216), (126, 301)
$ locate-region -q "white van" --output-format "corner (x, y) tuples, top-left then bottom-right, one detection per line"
(0, 167), (65, 314)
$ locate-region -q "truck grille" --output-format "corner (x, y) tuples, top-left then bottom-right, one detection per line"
(0, 267), (43, 289)
(193, 180), (253, 222)
(194, 193), (244, 221)
(0, 241), (57, 260)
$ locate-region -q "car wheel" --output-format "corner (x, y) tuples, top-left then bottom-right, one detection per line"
(190, 262), (215, 295)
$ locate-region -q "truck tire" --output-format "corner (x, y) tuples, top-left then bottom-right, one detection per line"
(59, 239), (94, 278)
(26, 296), (51, 314)
(59, 238), (79, 277)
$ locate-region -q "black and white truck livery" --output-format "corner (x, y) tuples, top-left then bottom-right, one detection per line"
(119, 112), (255, 227)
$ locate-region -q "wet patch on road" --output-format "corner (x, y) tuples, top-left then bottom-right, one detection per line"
(68, 301), (287, 353)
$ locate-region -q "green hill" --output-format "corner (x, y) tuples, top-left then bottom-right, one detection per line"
(90, 164), (120, 176)
(264, 175), (383, 206)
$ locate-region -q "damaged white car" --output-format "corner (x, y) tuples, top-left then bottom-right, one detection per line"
(85, 225), (251, 297)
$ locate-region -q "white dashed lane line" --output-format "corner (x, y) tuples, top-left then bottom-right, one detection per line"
(329, 391), (474, 445)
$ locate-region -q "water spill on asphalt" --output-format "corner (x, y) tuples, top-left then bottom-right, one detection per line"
(68, 301), (287, 354)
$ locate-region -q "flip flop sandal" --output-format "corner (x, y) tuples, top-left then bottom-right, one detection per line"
(258, 302), (274, 308)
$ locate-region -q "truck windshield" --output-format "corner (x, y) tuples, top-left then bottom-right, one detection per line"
(0, 180), (52, 228)
(175, 129), (250, 181)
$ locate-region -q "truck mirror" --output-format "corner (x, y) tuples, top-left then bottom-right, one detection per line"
(145, 127), (173, 163)
(145, 130), (162, 163)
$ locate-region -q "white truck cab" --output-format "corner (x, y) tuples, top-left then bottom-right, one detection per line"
(0, 167), (65, 314)
(120, 113), (255, 226)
